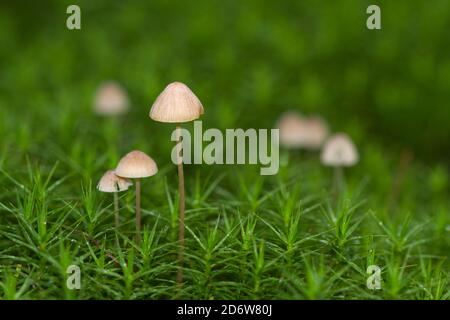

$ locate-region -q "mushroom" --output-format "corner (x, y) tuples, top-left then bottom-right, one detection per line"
(97, 170), (132, 227)
(320, 133), (359, 192)
(276, 112), (329, 150)
(93, 81), (130, 116)
(115, 150), (158, 243)
(276, 111), (305, 149)
(149, 81), (204, 283)
(303, 116), (329, 150)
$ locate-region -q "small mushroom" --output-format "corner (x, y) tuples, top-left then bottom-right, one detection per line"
(276, 112), (329, 150)
(320, 133), (359, 192)
(149, 81), (204, 284)
(97, 170), (132, 227)
(303, 116), (329, 150)
(276, 111), (305, 149)
(93, 81), (129, 116)
(115, 150), (158, 243)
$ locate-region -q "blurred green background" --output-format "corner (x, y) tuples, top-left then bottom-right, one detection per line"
(0, 0), (449, 163)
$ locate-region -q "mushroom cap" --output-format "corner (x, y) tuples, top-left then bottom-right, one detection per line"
(276, 111), (305, 149)
(94, 81), (129, 116)
(149, 82), (204, 123)
(302, 116), (329, 150)
(97, 170), (132, 193)
(276, 112), (329, 150)
(115, 150), (158, 179)
(320, 133), (359, 167)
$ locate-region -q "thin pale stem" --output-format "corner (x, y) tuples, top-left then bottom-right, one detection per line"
(135, 178), (141, 244)
(176, 124), (186, 284)
(114, 192), (119, 228)
(333, 166), (344, 200)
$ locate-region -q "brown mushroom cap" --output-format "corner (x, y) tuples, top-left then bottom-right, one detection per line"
(93, 81), (129, 116)
(320, 133), (359, 167)
(115, 150), (158, 179)
(149, 82), (204, 123)
(302, 116), (329, 150)
(276, 112), (329, 150)
(276, 111), (305, 149)
(97, 170), (132, 193)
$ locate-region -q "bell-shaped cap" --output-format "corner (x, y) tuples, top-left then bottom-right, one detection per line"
(94, 81), (129, 116)
(97, 170), (132, 193)
(320, 133), (359, 167)
(149, 82), (204, 123)
(115, 150), (158, 179)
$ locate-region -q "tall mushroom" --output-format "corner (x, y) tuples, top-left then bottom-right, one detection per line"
(115, 150), (158, 243)
(149, 82), (204, 284)
(97, 170), (132, 227)
(320, 133), (359, 193)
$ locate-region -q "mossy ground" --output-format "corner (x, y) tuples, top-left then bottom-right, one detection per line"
(0, 0), (449, 299)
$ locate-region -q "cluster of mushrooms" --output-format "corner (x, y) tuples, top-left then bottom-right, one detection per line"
(93, 81), (359, 284)
(95, 81), (203, 283)
(276, 111), (359, 189)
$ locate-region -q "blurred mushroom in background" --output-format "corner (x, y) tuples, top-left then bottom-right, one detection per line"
(320, 133), (359, 193)
(276, 111), (329, 167)
(93, 81), (130, 116)
(277, 112), (329, 150)
(276, 111), (305, 149)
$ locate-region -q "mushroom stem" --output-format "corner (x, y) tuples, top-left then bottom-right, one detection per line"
(114, 192), (119, 227)
(135, 178), (141, 244)
(334, 166), (344, 196)
(176, 124), (186, 284)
